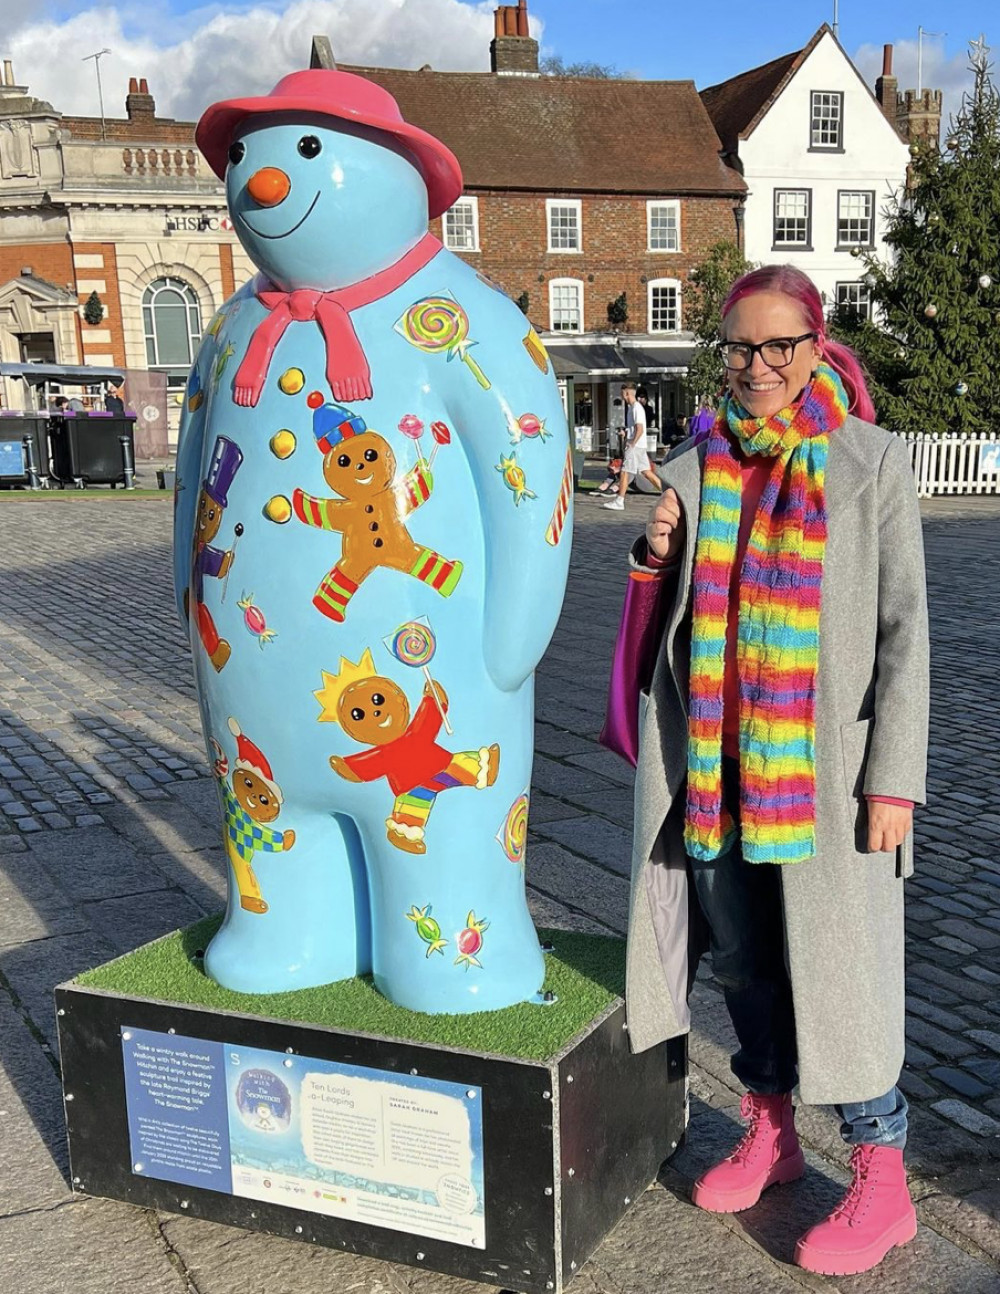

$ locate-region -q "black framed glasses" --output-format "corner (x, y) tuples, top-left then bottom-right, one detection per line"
(718, 333), (817, 371)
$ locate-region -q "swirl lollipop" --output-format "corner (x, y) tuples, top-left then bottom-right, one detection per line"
(384, 616), (451, 734)
(496, 791), (529, 864)
(396, 294), (491, 390)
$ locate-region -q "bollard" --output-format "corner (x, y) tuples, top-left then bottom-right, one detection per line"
(21, 433), (42, 490)
(119, 433), (136, 490)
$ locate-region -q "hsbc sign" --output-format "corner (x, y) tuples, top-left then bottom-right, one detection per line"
(165, 213), (235, 233)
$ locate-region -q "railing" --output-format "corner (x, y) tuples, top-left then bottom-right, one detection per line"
(122, 148), (199, 177)
(899, 432), (1000, 497)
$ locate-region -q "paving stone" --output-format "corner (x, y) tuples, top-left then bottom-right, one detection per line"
(905, 1016), (977, 1061)
(931, 1100), (1000, 1138)
(929, 1066), (993, 1099)
(532, 814), (633, 876)
(961, 1056), (1000, 1087)
(525, 840), (629, 934)
(26, 827), (174, 902)
(0, 1198), (184, 1293)
(965, 1029), (1000, 1055)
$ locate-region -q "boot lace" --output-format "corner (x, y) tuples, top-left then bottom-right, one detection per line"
(730, 1093), (767, 1164)
(832, 1144), (877, 1223)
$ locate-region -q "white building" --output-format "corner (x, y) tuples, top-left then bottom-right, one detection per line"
(701, 26), (938, 320)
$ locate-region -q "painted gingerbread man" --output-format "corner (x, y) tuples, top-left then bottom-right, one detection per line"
(214, 718), (295, 914)
(188, 435), (243, 671)
(319, 650), (499, 854)
(274, 402), (462, 623)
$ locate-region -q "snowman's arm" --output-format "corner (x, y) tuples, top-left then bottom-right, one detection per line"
(173, 340), (214, 621)
(443, 308), (572, 692)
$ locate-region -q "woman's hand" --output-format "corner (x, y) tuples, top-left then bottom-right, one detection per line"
(646, 488), (685, 562)
(868, 802), (912, 853)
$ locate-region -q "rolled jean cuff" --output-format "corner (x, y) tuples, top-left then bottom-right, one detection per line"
(835, 1085), (908, 1151)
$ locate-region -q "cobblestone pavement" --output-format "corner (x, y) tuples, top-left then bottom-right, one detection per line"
(0, 492), (998, 1293)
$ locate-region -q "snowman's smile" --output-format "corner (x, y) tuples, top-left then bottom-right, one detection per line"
(240, 190), (321, 240)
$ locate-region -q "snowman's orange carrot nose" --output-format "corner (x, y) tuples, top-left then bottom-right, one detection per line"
(247, 167), (290, 206)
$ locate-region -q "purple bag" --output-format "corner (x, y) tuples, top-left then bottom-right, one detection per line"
(599, 569), (675, 767)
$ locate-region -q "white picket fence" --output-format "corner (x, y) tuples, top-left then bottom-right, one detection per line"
(898, 433), (1000, 497)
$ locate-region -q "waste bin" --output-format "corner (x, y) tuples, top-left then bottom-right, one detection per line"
(48, 412), (137, 487)
(0, 411), (48, 488)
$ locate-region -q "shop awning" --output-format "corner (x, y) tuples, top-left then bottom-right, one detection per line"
(0, 362), (126, 384)
(547, 344), (630, 378)
(619, 345), (696, 374)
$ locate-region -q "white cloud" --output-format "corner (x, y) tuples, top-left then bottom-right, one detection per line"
(8, 0), (516, 123)
(851, 35), (994, 136)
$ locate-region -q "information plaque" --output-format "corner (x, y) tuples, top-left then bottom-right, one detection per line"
(122, 1026), (486, 1248)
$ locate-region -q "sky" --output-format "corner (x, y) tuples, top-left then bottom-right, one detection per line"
(3, 0), (994, 131)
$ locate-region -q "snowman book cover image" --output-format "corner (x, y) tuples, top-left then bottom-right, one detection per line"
(173, 68), (573, 1016)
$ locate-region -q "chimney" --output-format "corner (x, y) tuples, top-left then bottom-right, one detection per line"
(875, 44), (898, 130)
(126, 76), (156, 122)
(490, 1), (539, 76)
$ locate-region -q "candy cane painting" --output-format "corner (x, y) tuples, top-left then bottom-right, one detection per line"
(545, 448), (574, 546)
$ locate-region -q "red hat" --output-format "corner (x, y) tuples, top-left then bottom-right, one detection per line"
(196, 69), (463, 219)
(227, 717), (282, 803)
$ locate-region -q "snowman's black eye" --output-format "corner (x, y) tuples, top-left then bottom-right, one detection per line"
(350, 707), (365, 722)
(337, 453), (350, 467)
(228, 141), (245, 166)
(298, 135), (322, 159)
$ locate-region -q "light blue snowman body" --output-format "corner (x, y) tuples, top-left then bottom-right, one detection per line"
(173, 104), (572, 1014)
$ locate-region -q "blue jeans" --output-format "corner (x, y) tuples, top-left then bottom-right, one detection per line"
(687, 759), (908, 1151)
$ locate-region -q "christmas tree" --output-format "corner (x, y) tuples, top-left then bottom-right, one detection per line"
(835, 38), (1000, 436)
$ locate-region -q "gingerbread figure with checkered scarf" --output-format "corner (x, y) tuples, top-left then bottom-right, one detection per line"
(279, 401), (462, 622)
(214, 718), (296, 914)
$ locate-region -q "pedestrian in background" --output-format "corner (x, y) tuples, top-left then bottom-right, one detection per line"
(603, 380), (661, 510)
(104, 381), (126, 414)
(618, 263), (928, 1277)
(689, 399), (716, 442)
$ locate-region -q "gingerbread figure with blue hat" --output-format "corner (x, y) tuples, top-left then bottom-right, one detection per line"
(187, 434), (243, 672)
(273, 400), (462, 622)
(173, 66), (573, 1013)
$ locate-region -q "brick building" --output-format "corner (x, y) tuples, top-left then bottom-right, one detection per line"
(0, 1), (746, 448)
(352, 2), (747, 438)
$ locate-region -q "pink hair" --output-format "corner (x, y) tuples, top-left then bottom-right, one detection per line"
(720, 265), (876, 423)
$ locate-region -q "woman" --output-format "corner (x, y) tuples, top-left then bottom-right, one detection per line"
(621, 265), (928, 1277)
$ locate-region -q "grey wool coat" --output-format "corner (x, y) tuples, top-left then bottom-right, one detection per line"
(624, 417), (930, 1106)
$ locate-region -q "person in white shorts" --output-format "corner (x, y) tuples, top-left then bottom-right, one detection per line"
(602, 381), (662, 509)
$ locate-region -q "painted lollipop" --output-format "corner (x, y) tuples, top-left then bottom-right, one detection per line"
(396, 295), (491, 390)
(496, 790), (529, 865)
(428, 420), (451, 468)
(385, 615), (452, 735)
(397, 413), (426, 463)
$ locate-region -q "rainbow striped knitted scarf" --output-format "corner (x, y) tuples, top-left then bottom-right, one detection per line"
(684, 363), (848, 865)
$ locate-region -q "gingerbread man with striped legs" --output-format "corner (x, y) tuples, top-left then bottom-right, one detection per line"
(282, 402), (462, 622)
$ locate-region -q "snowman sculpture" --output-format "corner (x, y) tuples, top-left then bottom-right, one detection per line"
(174, 70), (573, 1013)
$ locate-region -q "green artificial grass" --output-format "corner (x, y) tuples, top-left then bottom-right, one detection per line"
(0, 488), (167, 500)
(76, 916), (626, 1062)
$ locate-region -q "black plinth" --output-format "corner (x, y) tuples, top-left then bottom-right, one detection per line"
(57, 982), (686, 1293)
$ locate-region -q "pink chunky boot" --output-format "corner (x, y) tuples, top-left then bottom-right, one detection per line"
(691, 1092), (805, 1213)
(794, 1145), (917, 1275)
